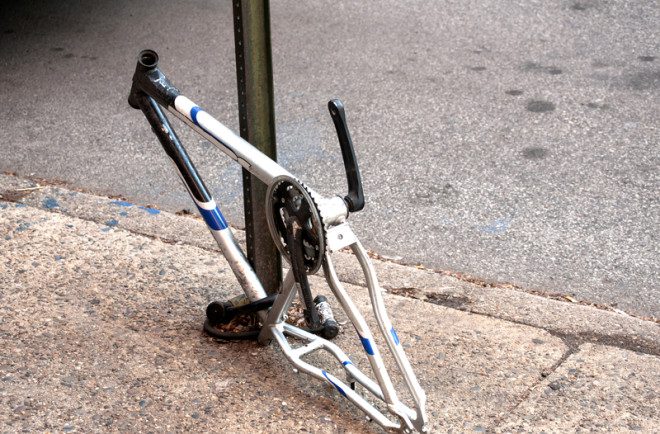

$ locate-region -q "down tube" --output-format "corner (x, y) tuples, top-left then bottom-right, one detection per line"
(137, 95), (268, 303)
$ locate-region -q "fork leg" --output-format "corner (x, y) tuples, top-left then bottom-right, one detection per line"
(323, 255), (415, 430)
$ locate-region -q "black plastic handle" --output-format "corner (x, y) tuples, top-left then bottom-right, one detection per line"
(328, 99), (365, 212)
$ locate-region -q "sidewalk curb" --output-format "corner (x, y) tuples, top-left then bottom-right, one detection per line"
(1, 174), (657, 356)
(2, 174), (659, 432)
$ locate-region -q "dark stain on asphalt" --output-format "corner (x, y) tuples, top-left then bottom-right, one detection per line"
(505, 89), (524, 96)
(548, 380), (562, 391)
(522, 147), (549, 160)
(570, 3), (589, 11)
(63, 53), (75, 59)
(591, 60), (608, 68)
(523, 61), (543, 71)
(582, 102), (610, 110)
(470, 66), (487, 71)
(526, 100), (556, 113)
(627, 70), (660, 90)
(4, 29), (15, 34)
(51, 47), (64, 52)
(414, 182), (460, 207)
(522, 62), (563, 75)
(0, 189), (31, 202)
(638, 56), (656, 62)
(439, 183), (460, 203)
(590, 72), (611, 82)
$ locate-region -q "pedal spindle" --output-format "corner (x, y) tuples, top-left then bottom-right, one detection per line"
(314, 295), (340, 339)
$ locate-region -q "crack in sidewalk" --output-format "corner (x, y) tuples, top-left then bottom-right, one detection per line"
(413, 295), (659, 357)
(492, 335), (581, 429)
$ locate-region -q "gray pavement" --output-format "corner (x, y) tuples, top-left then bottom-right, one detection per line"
(1, 175), (658, 432)
(498, 344), (660, 433)
(0, 0), (658, 319)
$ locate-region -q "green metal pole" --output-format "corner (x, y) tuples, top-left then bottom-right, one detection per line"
(232, 0), (281, 294)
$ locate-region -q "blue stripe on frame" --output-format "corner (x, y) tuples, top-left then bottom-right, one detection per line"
(190, 106), (202, 125)
(360, 336), (375, 355)
(322, 370), (347, 397)
(197, 205), (228, 230)
(390, 327), (400, 346)
(342, 360), (352, 366)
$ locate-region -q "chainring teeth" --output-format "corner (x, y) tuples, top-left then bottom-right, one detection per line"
(266, 176), (327, 274)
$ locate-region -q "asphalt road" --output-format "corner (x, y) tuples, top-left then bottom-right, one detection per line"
(1, 0), (658, 317)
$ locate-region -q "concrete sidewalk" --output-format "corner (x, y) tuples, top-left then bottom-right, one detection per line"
(1, 174), (658, 433)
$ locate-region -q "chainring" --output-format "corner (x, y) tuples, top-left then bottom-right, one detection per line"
(265, 176), (325, 274)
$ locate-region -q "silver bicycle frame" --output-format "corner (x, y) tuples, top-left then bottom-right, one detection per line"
(169, 96), (427, 432)
(129, 52), (428, 431)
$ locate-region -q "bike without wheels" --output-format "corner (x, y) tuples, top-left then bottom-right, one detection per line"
(128, 49), (428, 433)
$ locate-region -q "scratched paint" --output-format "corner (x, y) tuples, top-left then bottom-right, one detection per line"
(479, 217), (511, 235)
(42, 197), (60, 209)
(105, 219), (119, 227)
(15, 222), (31, 232)
(138, 206), (160, 215)
(110, 200), (134, 207)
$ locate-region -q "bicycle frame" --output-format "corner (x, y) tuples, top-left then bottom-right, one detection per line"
(128, 50), (427, 433)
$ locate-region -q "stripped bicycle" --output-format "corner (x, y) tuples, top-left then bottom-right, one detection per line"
(128, 49), (428, 432)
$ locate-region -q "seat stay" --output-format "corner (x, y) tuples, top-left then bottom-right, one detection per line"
(323, 252), (422, 430)
(350, 241), (428, 431)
